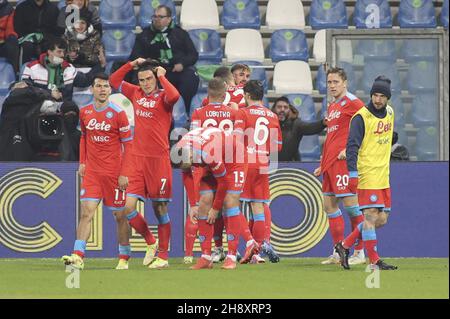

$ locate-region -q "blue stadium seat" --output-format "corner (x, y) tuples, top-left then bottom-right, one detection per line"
(389, 94), (405, 128)
(353, 0), (392, 28)
(309, 0), (348, 30)
(356, 39), (396, 62)
(407, 60), (437, 93)
(270, 29), (309, 62)
(299, 135), (321, 161)
(188, 29), (223, 63)
(411, 93), (438, 127)
(415, 126), (439, 161)
(72, 94), (93, 109)
(102, 29), (136, 62)
(99, 0), (136, 30)
(361, 61), (401, 94)
(0, 62), (15, 95)
(315, 64), (327, 94)
(398, 0), (437, 28)
(321, 98), (328, 117)
(222, 0), (261, 29)
(402, 39), (438, 63)
(442, 0), (449, 28)
(139, 0), (177, 29)
(172, 97), (188, 127)
(190, 92), (208, 117)
(234, 61), (268, 92)
(286, 94), (316, 122)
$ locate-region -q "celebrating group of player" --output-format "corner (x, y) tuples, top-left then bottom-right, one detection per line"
(62, 57), (397, 271)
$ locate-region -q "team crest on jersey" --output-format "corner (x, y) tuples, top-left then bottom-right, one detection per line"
(340, 100), (347, 106)
(80, 189), (86, 196)
(387, 108), (393, 115)
(154, 93), (160, 99)
(370, 194), (378, 202)
(106, 111), (113, 119)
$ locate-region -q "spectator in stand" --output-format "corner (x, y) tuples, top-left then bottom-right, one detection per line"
(57, 0), (102, 36)
(0, 0), (19, 74)
(130, 5), (199, 114)
(391, 131), (410, 161)
(63, 10), (104, 68)
(271, 96), (327, 161)
(13, 0), (62, 65)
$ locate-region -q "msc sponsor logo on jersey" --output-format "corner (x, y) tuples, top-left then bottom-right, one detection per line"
(136, 109), (154, 118)
(106, 111), (113, 119)
(137, 97), (156, 108)
(327, 125), (339, 133)
(92, 135), (110, 142)
(86, 119), (112, 131)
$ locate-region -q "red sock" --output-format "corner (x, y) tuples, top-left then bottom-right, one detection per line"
(239, 213), (253, 242)
(184, 217), (198, 257)
(362, 229), (380, 264)
(198, 219), (214, 255)
(157, 217), (171, 260)
(327, 210), (345, 245)
(213, 215), (224, 248)
(343, 222), (363, 248)
(248, 219), (254, 234)
(263, 204), (272, 243)
(226, 215), (241, 256)
(350, 215), (365, 250)
(127, 211), (156, 245)
(251, 216), (265, 246)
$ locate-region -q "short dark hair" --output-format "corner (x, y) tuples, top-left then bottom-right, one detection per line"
(273, 96), (290, 107)
(243, 80), (264, 101)
(137, 59), (160, 77)
(213, 67), (232, 81)
(47, 37), (68, 52)
(326, 67), (347, 81)
(92, 72), (109, 85)
(208, 77), (227, 99)
(156, 5), (172, 18)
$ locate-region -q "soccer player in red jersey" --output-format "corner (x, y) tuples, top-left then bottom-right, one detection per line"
(313, 67), (366, 266)
(61, 73), (133, 270)
(231, 63), (251, 86)
(234, 80), (282, 264)
(184, 78), (238, 264)
(174, 126), (259, 270)
(110, 58), (180, 269)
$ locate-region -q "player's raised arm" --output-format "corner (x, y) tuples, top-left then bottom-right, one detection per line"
(156, 66), (180, 107)
(110, 58), (146, 98)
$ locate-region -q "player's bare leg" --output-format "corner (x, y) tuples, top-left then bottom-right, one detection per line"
(190, 192), (214, 270)
(148, 201), (170, 269)
(342, 196), (366, 265)
(62, 200), (99, 269)
(114, 210), (131, 270)
(123, 196), (158, 266)
(321, 195), (342, 264)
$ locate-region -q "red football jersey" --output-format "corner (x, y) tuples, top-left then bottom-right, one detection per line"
(201, 84), (246, 108)
(234, 105), (282, 169)
(79, 102), (132, 176)
(190, 102), (238, 133)
(110, 62), (180, 158)
(321, 92), (365, 173)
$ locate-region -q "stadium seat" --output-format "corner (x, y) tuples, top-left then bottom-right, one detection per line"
(411, 93), (438, 127)
(361, 60), (401, 94)
(139, 0), (177, 29)
(442, 0), (449, 28)
(195, 62), (221, 92)
(0, 62), (15, 95)
(270, 29), (309, 62)
(286, 94), (316, 122)
(225, 29), (265, 63)
(172, 97), (188, 127)
(388, 94), (405, 128)
(190, 92), (208, 116)
(265, 0), (306, 30)
(102, 29), (136, 62)
(273, 60), (313, 95)
(234, 61), (268, 92)
(402, 39), (438, 63)
(336, 40), (354, 64)
(321, 98), (329, 117)
(353, 0), (392, 28)
(356, 39), (396, 62)
(407, 60), (437, 92)
(299, 135), (321, 161)
(415, 126), (439, 161)
(99, 0), (136, 30)
(315, 64), (327, 94)
(309, 0), (348, 30)
(72, 94), (93, 109)
(313, 29), (326, 63)
(398, 0), (437, 28)
(188, 29), (223, 63)
(180, 0), (220, 30)
(221, 0), (261, 30)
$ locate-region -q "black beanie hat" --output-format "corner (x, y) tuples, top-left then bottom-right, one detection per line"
(370, 75), (392, 99)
